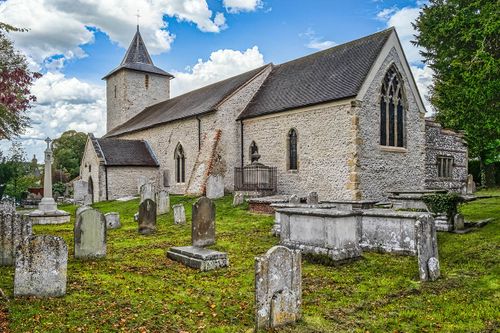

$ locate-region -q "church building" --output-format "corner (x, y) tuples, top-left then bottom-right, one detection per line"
(80, 26), (467, 203)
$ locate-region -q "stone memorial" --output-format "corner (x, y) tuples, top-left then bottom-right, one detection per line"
(173, 204), (186, 225)
(255, 245), (302, 330)
(140, 183), (155, 203)
(28, 138), (70, 225)
(306, 191), (319, 205)
(156, 190), (170, 215)
(232, 193), (244, 207)
(289, 194), (300, 205)
(466, 174), (476, 194)
(74, 208), (107, 259)
(14, 235), (67, 297)
(415, 215), (440, 281)
(167, 197), (228, 271)
(73, 180), (88, 204)
(105, 212), (121, 229)
(137, 176), (148, 195)
(454, 213), (464, 231)
(76, 205), (91, 217)
(0, 212), (32, 266)
(138, 199), (157, 234)
(206, 174), (224, 199)
(83, 194), (93, 206)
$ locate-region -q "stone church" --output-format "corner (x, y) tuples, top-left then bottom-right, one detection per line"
(80, 26), (467, 203)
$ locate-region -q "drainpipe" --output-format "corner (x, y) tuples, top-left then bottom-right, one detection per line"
(197, 117), (201, 151)
(240, 120), (244, 168)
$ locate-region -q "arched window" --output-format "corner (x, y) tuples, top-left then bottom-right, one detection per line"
(288, 129), (298, 170)
(249, 141), (259, 162)
(380, 65), (405, 147)
(175, 144), (186, 183)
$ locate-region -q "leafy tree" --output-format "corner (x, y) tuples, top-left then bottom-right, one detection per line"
(1, 141), (33, 200)
(0, 22), (41, 139)
(52, 130), (87, 179)
(413, 0), (500, 186)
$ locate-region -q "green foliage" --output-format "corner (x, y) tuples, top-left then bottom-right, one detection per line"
(52, 181), (66, 197)
(4, 174), (38, 200)
(1, 193), (499, 332)
(52, 130), (87, 179)
(0, 142), (34, 200)
(422, 192), (464, 216)
(413, 0), (500, 182)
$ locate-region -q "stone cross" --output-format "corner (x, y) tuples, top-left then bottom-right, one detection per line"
(105, 212), (121, 229)
(0, 212), (32, 266)
(138, 199), (157, 234)
(43, 137), (53, 199)
(255, 245), (302, 329)
(74, 208), (107, 259)
(173, 204), (186, 225)
(192, 197), (216, 247)
(415, 214), (440, 281)
(14, 235), (68, 297)
(156, 190), (170, 215)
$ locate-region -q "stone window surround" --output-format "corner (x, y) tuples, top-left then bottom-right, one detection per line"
(286, 127), (299, 172)
(436, 155), (454, 179)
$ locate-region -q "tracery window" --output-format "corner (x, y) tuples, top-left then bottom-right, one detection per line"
(288, 129), (298, 170)
(380, 65), (405, 147)
(175, 144), (186, 183)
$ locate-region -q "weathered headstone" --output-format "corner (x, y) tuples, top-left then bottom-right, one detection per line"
(73, 180), (88, 203)
(140, 183), (155, 203)
(192, 197), (216, 247)
(14, 235), (67, 297)
(76, 205), (91, 217)
(206, 175), (224, 199)
(105, 212), (121, 229)
(232, 193), (244, 207)
(74, 208), (107, 259)
(0, 213), (32, 266)
(466, 174), (476, 194)
(83, 194), (92, 206)
(156, 190), (170, 215)
(173, 204), (186, 225)
(138, 199), (157, 234)
(289, 195), (300, 205)
(255, 245), (302, 329)
(415, 214), (440, 281)
(306, 191), (319, 205)
(454, 213), (464, 231)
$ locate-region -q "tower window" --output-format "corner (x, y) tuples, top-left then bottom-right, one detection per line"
(145, 74), (149, 89)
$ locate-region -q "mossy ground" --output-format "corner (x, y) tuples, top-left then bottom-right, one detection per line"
(1, 190), (499, 332)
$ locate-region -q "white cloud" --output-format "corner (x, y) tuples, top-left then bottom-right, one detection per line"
(171, 46), (265, 96)
(0, 0), (227, 68)
(223, 0), (263, 13)
(300, 28), (336, 51)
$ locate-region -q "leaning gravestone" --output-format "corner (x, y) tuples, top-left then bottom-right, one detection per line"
(173, 204), (186, 225)
(289, 194), (300, 205)
(74, 208), (107, 259)
(156, 190), (170, 215)
(415, 214), (440, 281)
(233, 193), (244, 207)
(255, 245), (302, 329)
(206, 174), (224, 199)
(192, 197), (216, 247)
(138, 199), (157, 234)
(306, 192), (319, 205)
(105, 212), (121, 229)
(140, 183), (155, 203)
(0, 212), (32, 266)
(14, 235), (67, 297)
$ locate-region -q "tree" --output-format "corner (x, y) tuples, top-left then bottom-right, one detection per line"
(1, 141), (37, 200)
(0, 22), (41, 139)
(52, 130), (87, 179)
(413, 0), (500, 186)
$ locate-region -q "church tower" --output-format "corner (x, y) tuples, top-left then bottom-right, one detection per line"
(103, 25), (173, 132)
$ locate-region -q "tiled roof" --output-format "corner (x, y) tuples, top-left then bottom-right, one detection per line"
(90, 134), (159, 166)
(102, 26), (173, 79)
(238, 28), (393, 119)
(105, 65), (270, 137)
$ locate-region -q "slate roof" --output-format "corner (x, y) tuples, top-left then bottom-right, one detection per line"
(238, 28), (394, 120)
(90, 134), (159, 167)
(105, 65), (270, 137)
(102, 26), (173, 79)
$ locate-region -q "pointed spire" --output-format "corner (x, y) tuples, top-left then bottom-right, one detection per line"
(121, 26), (154, 66)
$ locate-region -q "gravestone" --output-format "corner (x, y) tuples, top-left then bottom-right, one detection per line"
(0, 213), (32, 266)
(137, 176), (148, 195)
(173, 204), (186, 225)
(206, 175), (224, 199)
(466, 174), (476, 194)
(192, 197), (216, 247)
(14, 235), (67, 297)
(76, 205), (91, 217)
(83, 194), (92, 206)
(74, 208), (107, 259)
(138, 199), (157, 234)
(255, 245), (302, 329)
(73, 180), (88, 203)
(306, 192), (318, 205)
(415, 215), (440, 281)
(454, 213), (464, 231)
(105, 212), (121, 229)
(140, 183), (155, 203)
(233, 193), (244, 207)
(156, 190), (170, 215)
(289, 195), (300, 205)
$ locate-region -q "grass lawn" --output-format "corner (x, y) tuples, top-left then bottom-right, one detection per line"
(1, 190), (499, 332)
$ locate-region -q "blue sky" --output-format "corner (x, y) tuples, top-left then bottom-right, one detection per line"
(0, 0), (431, 161)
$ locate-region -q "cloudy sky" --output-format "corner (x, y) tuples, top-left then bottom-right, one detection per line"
(0, 0), (433, 160)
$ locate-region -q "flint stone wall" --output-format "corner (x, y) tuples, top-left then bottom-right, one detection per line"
(0, 213), (32, 266)
(14, 235), (68, 297)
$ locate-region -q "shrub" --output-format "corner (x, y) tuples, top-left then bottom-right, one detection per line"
(422, 192), (463, 216)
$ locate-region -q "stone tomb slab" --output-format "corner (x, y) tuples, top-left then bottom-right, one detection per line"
(74, 208), (107, 259)
(166, 246), (228, 272)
